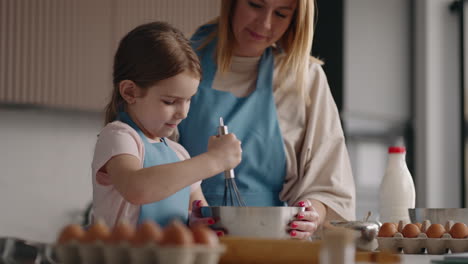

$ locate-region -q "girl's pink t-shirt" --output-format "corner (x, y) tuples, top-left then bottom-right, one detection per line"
(91, 121), (201, 227)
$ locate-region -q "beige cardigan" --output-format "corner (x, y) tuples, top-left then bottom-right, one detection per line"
(272, 54), (356, 221)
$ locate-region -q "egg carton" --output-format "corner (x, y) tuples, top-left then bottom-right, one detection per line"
(55, 241), (225, 264)
(377, 220), (468, 254)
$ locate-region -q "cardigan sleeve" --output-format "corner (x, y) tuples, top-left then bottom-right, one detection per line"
(276, 59), (356, 221)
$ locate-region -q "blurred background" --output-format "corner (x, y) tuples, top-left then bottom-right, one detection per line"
(0, 0), (465, 243)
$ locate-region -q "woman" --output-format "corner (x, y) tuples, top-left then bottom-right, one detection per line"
(179, 0), (355, 239)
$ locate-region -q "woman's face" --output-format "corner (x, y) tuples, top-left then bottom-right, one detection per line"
(231, 0), (297, 57)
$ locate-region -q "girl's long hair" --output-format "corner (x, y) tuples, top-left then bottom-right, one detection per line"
(105, 21), (201, 124)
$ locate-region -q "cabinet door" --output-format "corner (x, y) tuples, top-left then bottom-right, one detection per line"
(0, 0), (220, 111)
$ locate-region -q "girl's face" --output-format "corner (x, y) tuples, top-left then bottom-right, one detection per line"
(129, 72), (199, 140)
(231, 0), (297, 57)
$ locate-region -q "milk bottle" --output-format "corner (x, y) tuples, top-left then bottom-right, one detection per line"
(378, 146), (415, 224)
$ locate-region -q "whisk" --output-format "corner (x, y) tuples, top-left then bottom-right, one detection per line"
(218, 117), (246, 207)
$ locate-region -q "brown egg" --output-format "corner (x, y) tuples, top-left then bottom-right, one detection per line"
(402, 223), (420, 238)
(190, 225), (219, 247)
(378, 223), (398, 237)
(450, 222), (468, 238)
(131, 220), (164, 246)
(160, 220), (194, 246)
(426, 224), (445, 238)
(82, 220), (111, 243)
(108, 221), (135, 244)
(57, 224), (85, 244)
(414, 222), (422, 230)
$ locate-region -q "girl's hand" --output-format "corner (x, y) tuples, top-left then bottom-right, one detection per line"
(207, 134), (242, 171)
(289, 200), (320, 239)
(188, 200), (225, 237)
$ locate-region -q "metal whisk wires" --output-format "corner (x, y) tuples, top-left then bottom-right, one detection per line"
(218, 117), (246, 207)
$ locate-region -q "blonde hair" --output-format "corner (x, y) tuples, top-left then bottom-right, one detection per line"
(199, 0), (319, 100)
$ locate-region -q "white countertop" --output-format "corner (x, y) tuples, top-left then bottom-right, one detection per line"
(400, 254), (443, 264)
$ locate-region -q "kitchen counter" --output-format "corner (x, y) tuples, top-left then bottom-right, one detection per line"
(400, 254), (443, 264)
(355, 253), (445, 264)
(401, 253), (468, 264)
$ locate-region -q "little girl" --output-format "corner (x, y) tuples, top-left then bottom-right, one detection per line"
(91, 21), (242, 228)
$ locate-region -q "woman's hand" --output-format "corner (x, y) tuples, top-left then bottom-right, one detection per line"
(189, 200), (215, 226)
(289, 200), (323, 239)
(189, 200), (224, 236)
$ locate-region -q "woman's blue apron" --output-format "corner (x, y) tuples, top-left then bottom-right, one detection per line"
(118, 112), (190, 226)
(178, 24), (287, 206)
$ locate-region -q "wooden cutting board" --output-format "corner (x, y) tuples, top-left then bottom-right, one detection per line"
(219, 237), (321, 264)
(219, 237), (400, 264)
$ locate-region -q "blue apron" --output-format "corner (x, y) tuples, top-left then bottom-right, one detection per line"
(178, 24), (287, 206)
(118, 112), (190, 226)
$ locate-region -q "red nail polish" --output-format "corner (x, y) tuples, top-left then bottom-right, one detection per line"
(291, 231), (297, 237)
(216, 231), (224, 237)
(298, 214), (304, 219)
(196, 200), (202, 207)
(291, 223), (298, 228)
(208, 219), (215, 225)
(298, 201), (306, 207)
